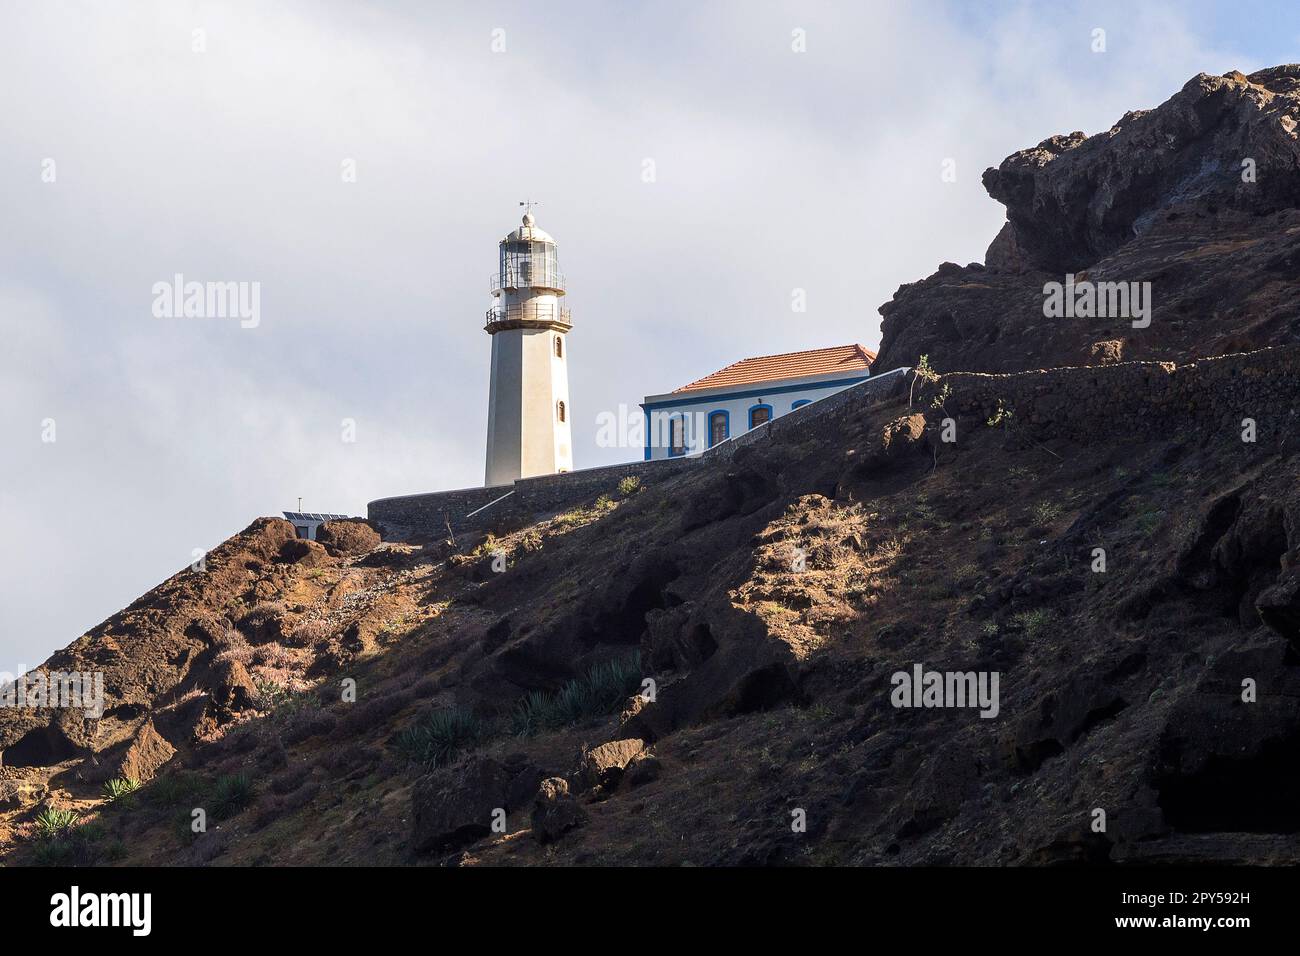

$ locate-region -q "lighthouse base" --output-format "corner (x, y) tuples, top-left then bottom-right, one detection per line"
(485, 326), (573, 486)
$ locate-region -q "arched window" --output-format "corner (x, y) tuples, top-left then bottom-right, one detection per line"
(557, 400), (566, 423)
(669, 417), (686, 456)
(791, 399), (812, 411)
(708, 411), (729, 447)
(555, 336), (563, 358)
(749, 404), (772, 429)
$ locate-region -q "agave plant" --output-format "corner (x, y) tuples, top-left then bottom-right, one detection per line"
(209, 773), (256, 820)
(102, 777), (141, 804)
(509, 653), (643, 737)
(34, 807), (80, 840)
(394, 707), (483, 768)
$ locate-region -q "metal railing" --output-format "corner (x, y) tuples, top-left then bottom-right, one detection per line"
(485, 303), (572, 328)
(490, 270), (566, 293)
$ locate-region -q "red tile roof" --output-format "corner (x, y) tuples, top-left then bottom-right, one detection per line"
(672, 344), (877, 394)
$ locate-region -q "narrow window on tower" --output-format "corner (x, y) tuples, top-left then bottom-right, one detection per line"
(557, 400), (566, 423)
(555, 336), (563, 358)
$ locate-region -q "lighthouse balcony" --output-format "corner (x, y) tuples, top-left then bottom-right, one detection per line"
(485, 303), (572, 331)
(490, 270), (566, 294)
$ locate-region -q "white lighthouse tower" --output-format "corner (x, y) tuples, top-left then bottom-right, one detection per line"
(484, 205), (574, 486)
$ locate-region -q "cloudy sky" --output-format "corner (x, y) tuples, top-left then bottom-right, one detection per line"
(2, 0), (1295, 670)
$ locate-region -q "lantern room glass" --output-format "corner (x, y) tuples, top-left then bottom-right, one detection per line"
(499, 240), (559, 289)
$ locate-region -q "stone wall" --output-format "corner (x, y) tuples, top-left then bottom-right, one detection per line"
(368, 483), (514, 539)
(369, 456), (696, 539)
(370, 350), (1300, 540)
(367, 368), (913, 539)
(932, 346), (1300, 444)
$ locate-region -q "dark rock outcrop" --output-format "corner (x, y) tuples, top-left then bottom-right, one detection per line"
(875, 67), (1300, 375)
(984, 69), (1300, 274)
(578, 739), (645, 790)
(78, 719), (176, 784)
(411, 756), (512, 853)
(530, 777), (586, 843)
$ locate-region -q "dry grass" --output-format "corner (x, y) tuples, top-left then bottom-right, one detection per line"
(285, 618), (333, 647)
(214, 630), (254, 665)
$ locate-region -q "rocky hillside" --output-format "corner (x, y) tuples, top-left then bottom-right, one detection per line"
(874, 67), (1300, 374)
(4, 67), (1300, 867)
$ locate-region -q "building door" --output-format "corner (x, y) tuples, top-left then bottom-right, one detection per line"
(749, 405), (771, 428)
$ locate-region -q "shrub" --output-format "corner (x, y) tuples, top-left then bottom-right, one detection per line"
(172, 807), (202, 846)
(909, 354), (938, 407)
(32, 839), (78, 866)
(253, 678), (291, 711)
(874, 536), (905, 561)
(316, 741), (376, 777)
(518, 528), (543, 553)
(31, 824), (111, 866)
(808, 702), (834, 721)
(102, 777), (140, 805)
(214, 629), (255, 665)
(509, 690), (553, 738)
(1135, 508), (1164, 534)
(253, 678), (313, 715)
(281, 707), (337, 745)
(617, 475), (642, 497)
(209, 773), (256, 820)
(594, 494), (614, 512)
(252, 642), (305, 669)
(35, 807), (80, 840)
(146, 771), (203, 808)
(339, 687), (413, 735)
(986, 399), (1014, 428)
(393, 707), (484, 769)
(270, 764), (313, 796)
(285, 617), (332, 646)
(1032, 501), (1062, 524)
(510, 654), (642, 736)
(1012, 608), (1054, 640)
(553, 509), (588, 528)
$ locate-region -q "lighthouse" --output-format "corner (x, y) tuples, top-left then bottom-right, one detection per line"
(483, 206), (574, 486)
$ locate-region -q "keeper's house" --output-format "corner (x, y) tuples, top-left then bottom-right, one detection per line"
(641, 344), (876, 460)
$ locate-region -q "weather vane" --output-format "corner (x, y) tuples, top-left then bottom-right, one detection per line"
(519, 199), (540, 216)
